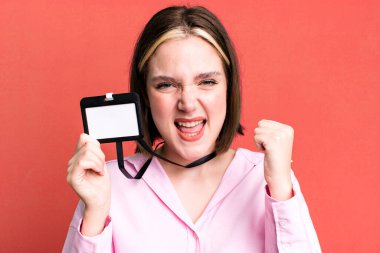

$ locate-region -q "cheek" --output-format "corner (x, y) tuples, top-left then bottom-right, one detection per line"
(148, 93), (173, 126)
(215, 97), (227, 122)
(203, 88), (227, 122)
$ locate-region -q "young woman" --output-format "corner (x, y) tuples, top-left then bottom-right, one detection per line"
(63, 6), (321, 253)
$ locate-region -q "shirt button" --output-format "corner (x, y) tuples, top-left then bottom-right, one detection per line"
(279, 220), (287, 227)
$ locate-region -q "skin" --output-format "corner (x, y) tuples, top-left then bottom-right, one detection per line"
(146, 36), (228, 165)
(67, 35), (294, 236)
(67, 133), (111, 236)
(146, 36), (234, 222)
(254, 119), (294, 200)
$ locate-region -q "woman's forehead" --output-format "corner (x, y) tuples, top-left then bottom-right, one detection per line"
(147, 36), (225, 79)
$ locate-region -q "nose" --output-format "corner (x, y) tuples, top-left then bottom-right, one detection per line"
(177, 85), (197, 112)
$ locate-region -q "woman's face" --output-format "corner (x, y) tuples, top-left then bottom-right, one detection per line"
(146, 36), (227, 163)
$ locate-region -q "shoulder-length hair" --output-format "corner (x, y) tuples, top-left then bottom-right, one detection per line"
(130, 6), (243, 154)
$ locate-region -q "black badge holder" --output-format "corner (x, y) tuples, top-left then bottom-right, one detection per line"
(80, 92), (147, 179)
(80, 92), (217, 180)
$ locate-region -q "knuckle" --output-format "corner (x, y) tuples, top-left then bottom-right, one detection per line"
(284, 126), (294, 136)
(77, 159), (86, 168)
(285, 124), (293, 131)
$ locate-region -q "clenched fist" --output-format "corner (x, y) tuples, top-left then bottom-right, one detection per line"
(254, 120), (294, 201)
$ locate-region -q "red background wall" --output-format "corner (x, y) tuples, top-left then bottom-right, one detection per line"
(1, 0), (379, 252)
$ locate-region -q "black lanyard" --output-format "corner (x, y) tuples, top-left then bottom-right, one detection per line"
(116, 139), (217, 179)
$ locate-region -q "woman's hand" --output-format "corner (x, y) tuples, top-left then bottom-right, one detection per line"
(254, 120), (294, 201)
(67, 133), (111, 235)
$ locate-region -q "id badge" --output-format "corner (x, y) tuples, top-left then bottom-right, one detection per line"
(80, 92), (144, 143)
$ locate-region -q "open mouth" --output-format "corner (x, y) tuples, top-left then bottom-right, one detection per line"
(174, 118), (206, 140)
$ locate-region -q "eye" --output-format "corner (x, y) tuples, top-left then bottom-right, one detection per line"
(199, 79), (218, 86)
(156, 83), (176, 90)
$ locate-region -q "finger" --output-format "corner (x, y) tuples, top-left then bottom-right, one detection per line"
(75, 133), (101, 153)
(67, 160), (99, 185)
(259, 120), (294, 137)
(80, 143), (105, 163)
(81, 160), (105, 175)
(254, 131), (287, 152)
(75, 133), (89, 152)
(254, 126), (276, 135)
(80, 148), (105, 173)
(258, 119), (287, 129)
(71, 159), (105, 178)
(254, 133), (267, 151)
(253, 127), (269, 150)
(69, 146), (101, 173)
(75, 138), (105, 163)
(69, 146), (105, 175)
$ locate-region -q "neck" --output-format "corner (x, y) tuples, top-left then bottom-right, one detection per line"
(159, 148), (235, 180)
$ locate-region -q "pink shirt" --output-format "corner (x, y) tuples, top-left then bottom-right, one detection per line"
(63, 148), (321, 253)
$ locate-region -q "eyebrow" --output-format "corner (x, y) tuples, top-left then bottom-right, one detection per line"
(150, 75), (179, 84)
(150, 71), (223, 83)
(195, 71), (222, 80)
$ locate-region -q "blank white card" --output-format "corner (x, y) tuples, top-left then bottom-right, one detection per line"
(85, 103), (139, 140)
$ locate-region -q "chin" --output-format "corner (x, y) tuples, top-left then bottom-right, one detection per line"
(162, 133), (217, 164)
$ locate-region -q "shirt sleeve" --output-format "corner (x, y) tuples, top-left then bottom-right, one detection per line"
(62, 201), (113, 253)
(264, 171), (322, 253)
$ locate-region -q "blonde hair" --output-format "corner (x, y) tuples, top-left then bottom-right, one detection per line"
(138, 27), (230, 72)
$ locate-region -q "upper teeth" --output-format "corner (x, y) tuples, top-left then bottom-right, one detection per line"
(177, 120), (203, 127)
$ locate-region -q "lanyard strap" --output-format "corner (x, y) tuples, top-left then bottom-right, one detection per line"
(116, 139), (217, 179)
